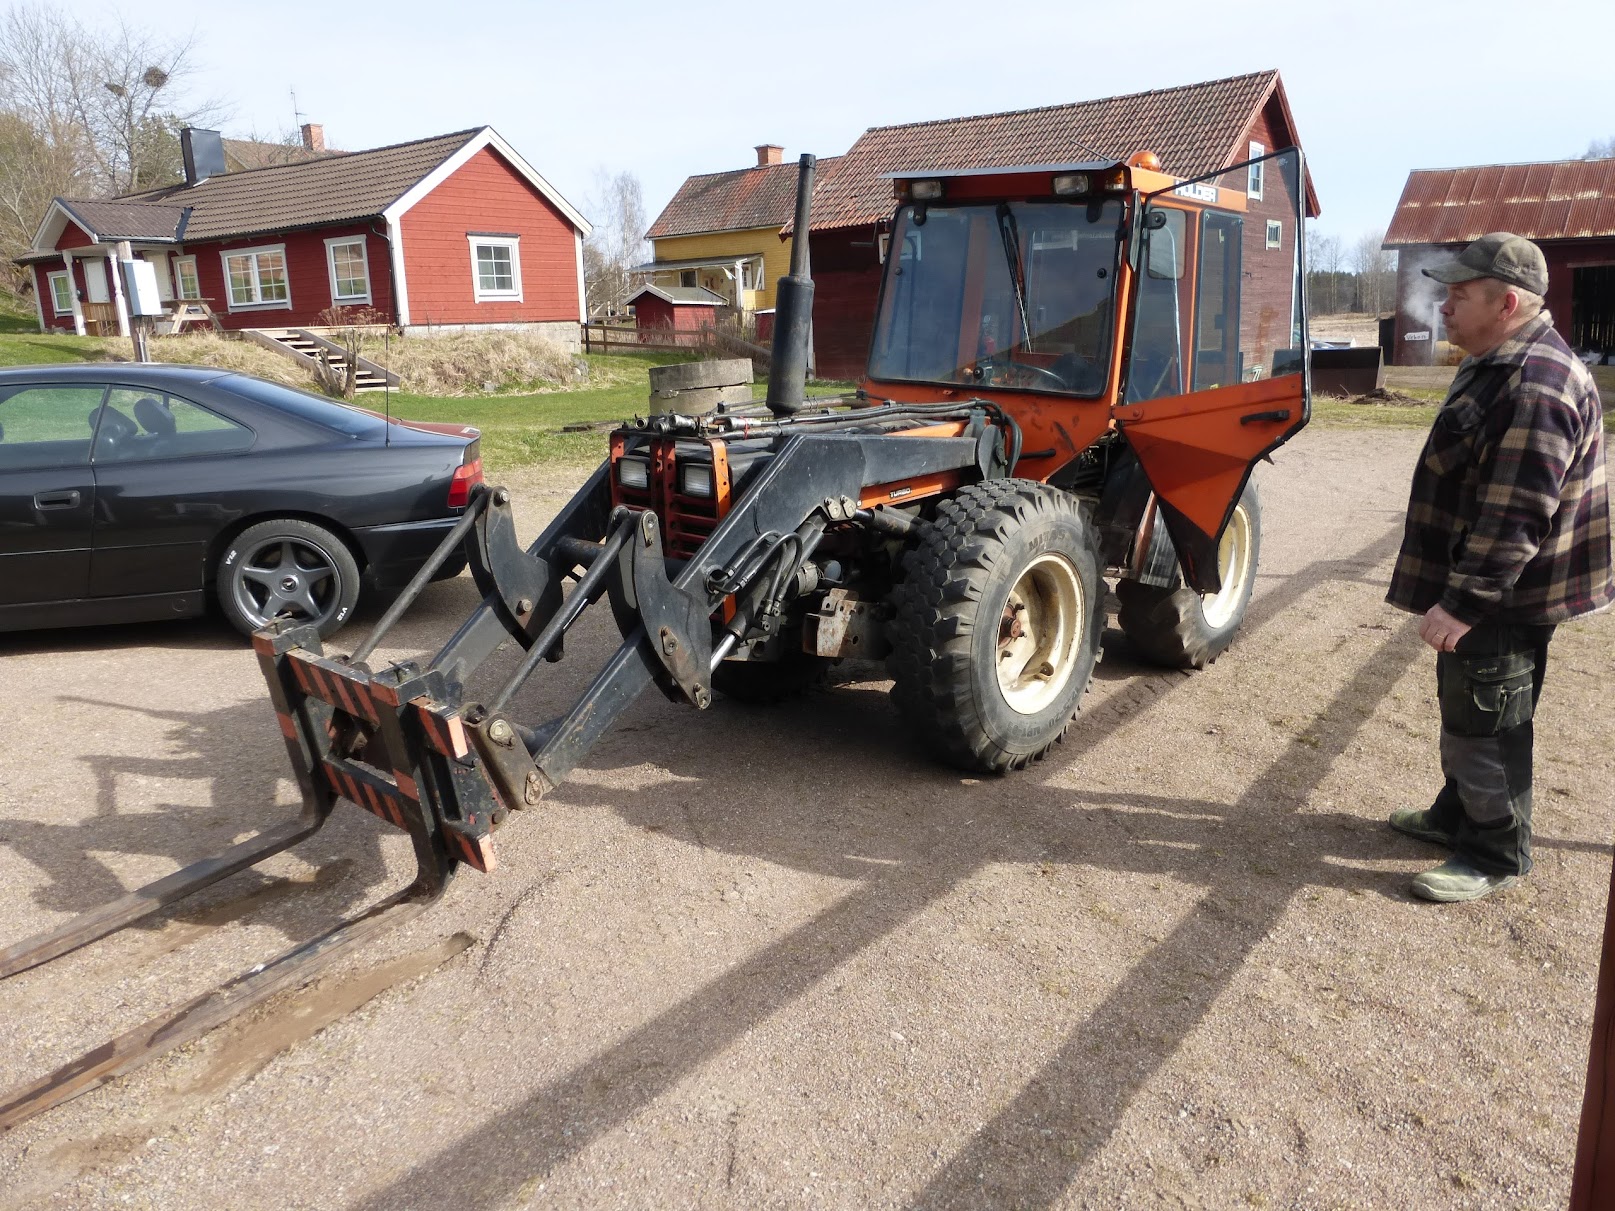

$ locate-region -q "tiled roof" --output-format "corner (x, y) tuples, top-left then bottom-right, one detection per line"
(804, 70), (1284, 232)
(118, 128), (482, 241)
(221, 137), (340, 172)
(56, 199), (187, 241)
(1384, 159), (1615, 247)
(647, 158), (840, 240)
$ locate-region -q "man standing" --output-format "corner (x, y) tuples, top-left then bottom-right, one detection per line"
(1387, 232), (1613, 902)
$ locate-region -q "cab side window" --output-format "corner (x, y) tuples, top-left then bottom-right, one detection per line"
(95, 387), (254, 462)
(0, 385), (108, 470)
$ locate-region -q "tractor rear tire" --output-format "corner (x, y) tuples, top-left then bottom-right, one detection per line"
(886, 480), (1105, 772)
(1115, 481), (1261, 669)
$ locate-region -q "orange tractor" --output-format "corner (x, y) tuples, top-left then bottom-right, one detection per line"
(0, 146), (1311, 1127)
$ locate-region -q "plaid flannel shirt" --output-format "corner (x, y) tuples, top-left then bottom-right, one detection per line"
(1386, 311), (1613, 625)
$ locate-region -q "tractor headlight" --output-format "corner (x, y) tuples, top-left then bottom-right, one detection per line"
(910, 179), (944, 201)
(679, 462), (714, 498)
(617, 456), (650, 490)
(1052, 173), (1090, 196)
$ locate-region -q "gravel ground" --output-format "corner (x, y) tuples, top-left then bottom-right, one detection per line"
(0, 426), (1611, 1210)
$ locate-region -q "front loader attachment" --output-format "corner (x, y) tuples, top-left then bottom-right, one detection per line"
(0, 397), (1011, 1132)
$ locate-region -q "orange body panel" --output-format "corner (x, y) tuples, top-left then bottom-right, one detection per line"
(865, 382), (1115, 483)
(1111, 372), (1305, 539)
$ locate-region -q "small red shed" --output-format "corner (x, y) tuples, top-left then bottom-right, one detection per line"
(629, 284), (727, 340)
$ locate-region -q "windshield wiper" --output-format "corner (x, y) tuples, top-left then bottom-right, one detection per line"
(995, 202), (1035, 354)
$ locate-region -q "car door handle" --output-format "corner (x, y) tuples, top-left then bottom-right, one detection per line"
(33, 490), (82, 510)
(1239, 409), (1292, 425)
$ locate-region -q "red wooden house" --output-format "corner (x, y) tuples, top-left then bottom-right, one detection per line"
(19, 126), (591, 348)
(793, 70), (1317, 378)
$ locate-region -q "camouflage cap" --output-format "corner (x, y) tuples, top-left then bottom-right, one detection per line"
(1422, 232), (1548, 296)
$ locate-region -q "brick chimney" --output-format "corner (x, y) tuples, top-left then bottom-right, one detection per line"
(301, 123), (325, 153)
(755, 144), (783, 167)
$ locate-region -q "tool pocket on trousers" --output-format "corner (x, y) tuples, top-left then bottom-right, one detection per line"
(1439, 651), (1534, 737)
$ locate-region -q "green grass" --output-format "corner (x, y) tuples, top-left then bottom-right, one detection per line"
(386, 356), (850, 473)
(1310, 398), (1440, 430)
(0, 330), (116, 367)
(387, 352), (729, 472)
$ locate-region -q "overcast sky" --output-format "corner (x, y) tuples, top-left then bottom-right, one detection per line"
(54, 0), (1614, 248)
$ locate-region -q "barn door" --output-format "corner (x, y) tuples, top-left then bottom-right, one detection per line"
(1112, 146), (1310, 592)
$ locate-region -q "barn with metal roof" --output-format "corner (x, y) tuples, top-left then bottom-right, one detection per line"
(1383, 158), (1615, 365)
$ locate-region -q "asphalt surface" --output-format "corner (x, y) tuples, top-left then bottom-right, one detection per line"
(0, 427), (1611, 1209)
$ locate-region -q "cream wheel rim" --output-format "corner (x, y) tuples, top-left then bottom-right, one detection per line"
(1201, 503), (1254, 630)
(996, 552), (1086, 715)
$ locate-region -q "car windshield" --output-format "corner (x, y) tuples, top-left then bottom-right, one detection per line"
(218, 374), (386, 438)
(868, 198), (1124, 395)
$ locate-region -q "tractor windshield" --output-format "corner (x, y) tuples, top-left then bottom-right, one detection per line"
(868, 199), (1124, 395)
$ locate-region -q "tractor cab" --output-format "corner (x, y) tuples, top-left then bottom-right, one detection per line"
(864, 149), (1312, 587)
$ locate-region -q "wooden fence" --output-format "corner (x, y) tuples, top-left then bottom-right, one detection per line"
(583, 322), (712, 353)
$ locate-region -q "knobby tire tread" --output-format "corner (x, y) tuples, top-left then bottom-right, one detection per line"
(885, 480), (1100, 772)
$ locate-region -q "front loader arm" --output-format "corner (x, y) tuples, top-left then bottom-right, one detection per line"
(492, 428), (989, 793)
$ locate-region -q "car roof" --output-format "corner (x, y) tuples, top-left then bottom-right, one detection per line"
(0, 362), (234, 385)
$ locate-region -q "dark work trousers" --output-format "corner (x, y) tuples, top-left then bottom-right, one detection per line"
(1428, 621), (1556, 876)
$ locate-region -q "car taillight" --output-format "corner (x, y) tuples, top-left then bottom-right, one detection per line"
(448, 456), (482, 509)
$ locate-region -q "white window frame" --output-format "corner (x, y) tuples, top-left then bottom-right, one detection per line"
(1265, 220), (1283, 250)
(173, 255), (201, 300)
(324, 236), (372, 305)
(220, 243), (292, 312)
(47, 271), (73, 315)
(467, 234), (522, 303)
(1248, 141), (1265, 200)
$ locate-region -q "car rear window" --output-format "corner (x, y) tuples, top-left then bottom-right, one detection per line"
(217, 374), (387, 438)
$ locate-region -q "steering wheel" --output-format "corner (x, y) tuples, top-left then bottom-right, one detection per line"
(963, 357), (1070, 391)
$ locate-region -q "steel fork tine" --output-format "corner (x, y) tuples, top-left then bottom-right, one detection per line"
(0, 817), (323, 981)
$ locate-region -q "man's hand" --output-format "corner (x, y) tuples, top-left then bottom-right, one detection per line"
(1419, 604), (1472, 652)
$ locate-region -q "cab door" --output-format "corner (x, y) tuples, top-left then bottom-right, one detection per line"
(1112, 147), (1310, 591)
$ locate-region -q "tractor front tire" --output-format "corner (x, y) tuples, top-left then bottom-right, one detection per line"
(886, 480), (1104, 772)
(1116, 481), (1261, 669)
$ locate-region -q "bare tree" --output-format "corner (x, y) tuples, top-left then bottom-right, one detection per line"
(0, 108), (80, 282)
(1348, 229), (1395, 314)
(583, 169), (649, 319)
(0, 5), (221, 196)
(1586, 136), (1615, 160)
(1305, 229), (1344, 315)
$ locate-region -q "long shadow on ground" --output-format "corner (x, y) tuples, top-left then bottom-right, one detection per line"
(343, 526), (1449, 1210)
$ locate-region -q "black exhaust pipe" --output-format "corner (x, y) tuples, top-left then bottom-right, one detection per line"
(765, 154), (816, 416)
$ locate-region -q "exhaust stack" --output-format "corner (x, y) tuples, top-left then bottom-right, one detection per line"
(765, 154), (816, 416)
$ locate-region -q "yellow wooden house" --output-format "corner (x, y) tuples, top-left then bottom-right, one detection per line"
(639, 146), (837, 317)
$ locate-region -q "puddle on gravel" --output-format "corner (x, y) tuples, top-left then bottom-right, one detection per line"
(178, 930), (475, 1095)
(3, 932), (473, 1210)
(122, 858), (358, 965)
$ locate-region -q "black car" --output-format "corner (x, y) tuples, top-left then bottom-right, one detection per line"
(0, 364), (481, 638)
